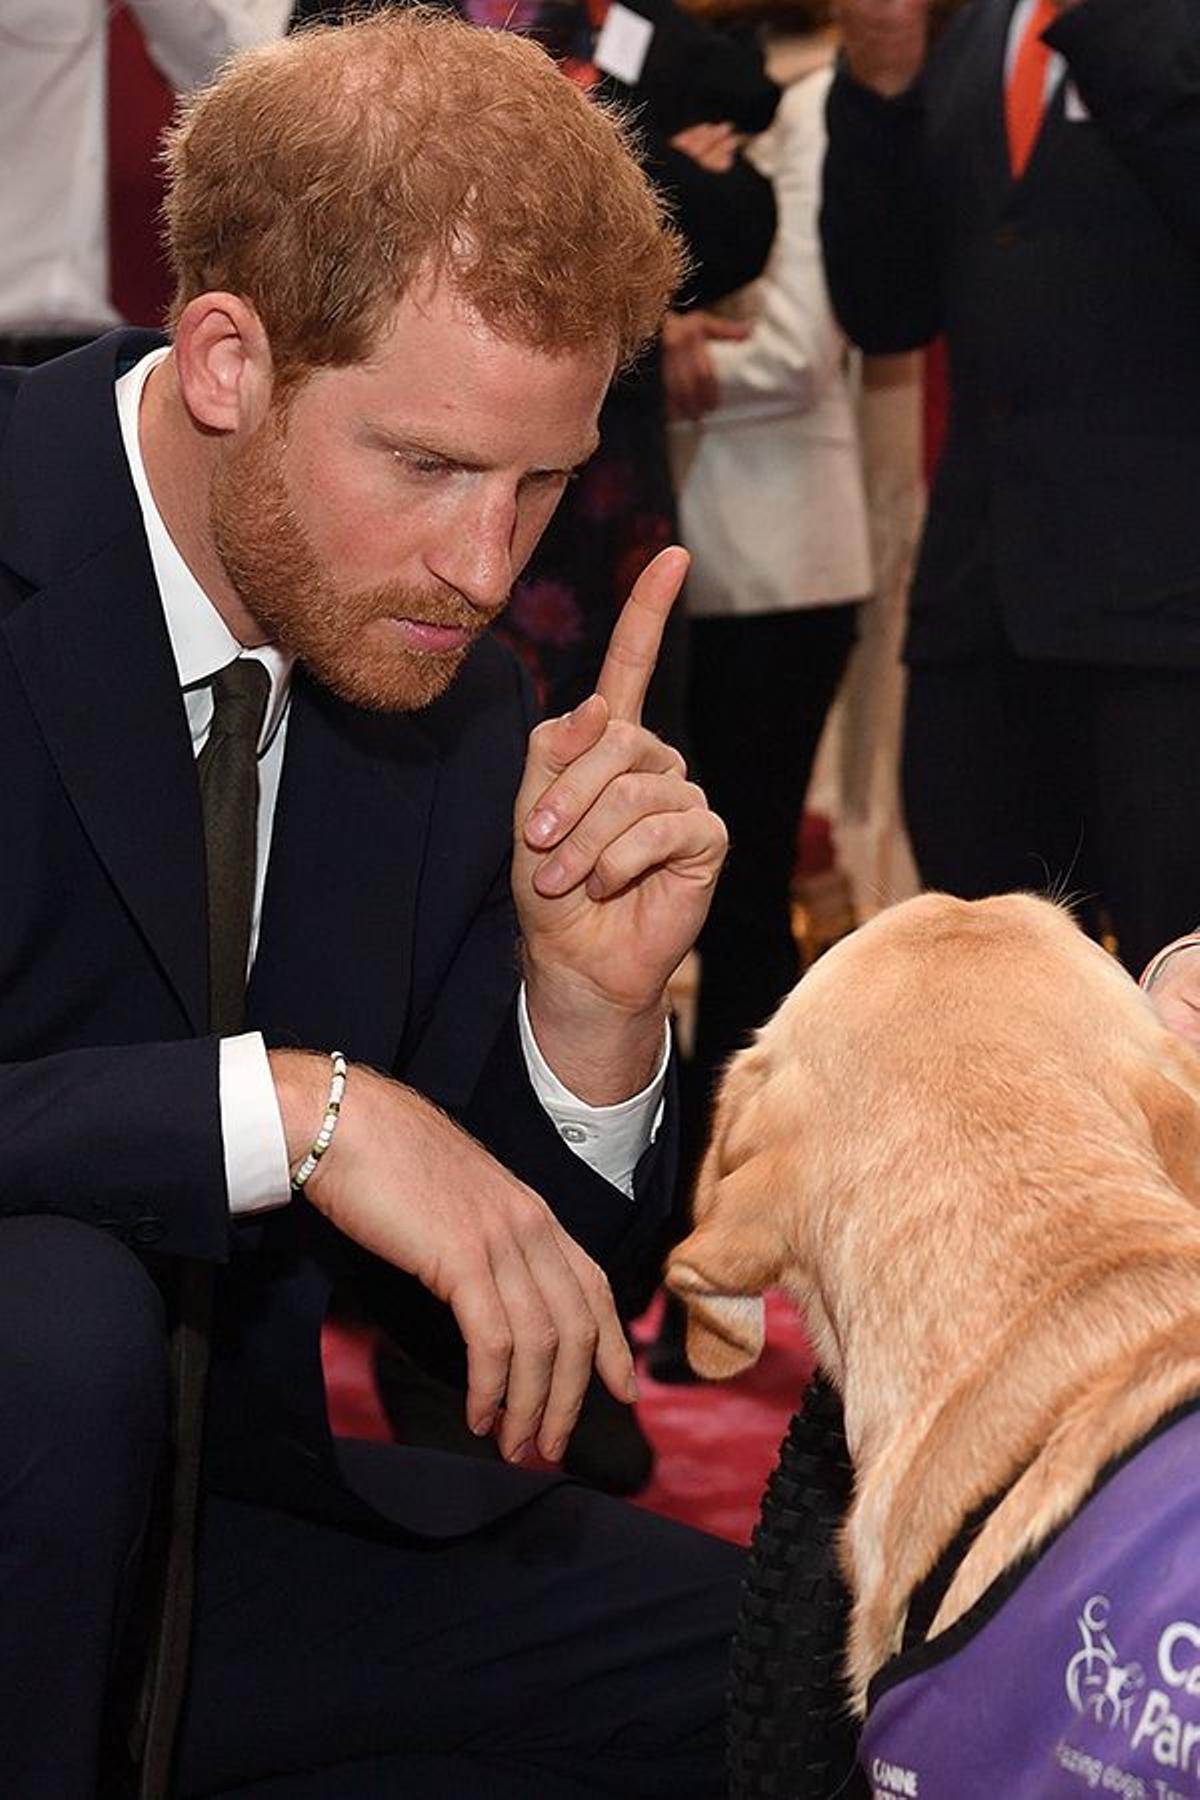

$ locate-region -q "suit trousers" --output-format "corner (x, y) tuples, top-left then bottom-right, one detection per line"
(0, 1218), (742, 1799)
(177, 1483), (742, 1798)
(683, 605), (858, 1173)
(0, 1217), (169, 1798)
(902, 651), (1200, 975)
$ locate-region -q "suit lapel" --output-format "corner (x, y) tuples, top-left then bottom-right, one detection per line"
(1023, 71), (1069, 181)
(928, 0), (1019, 202)
(247, 669), (440, 1070)
(976, 0), (1020, 197)
(0, 334), (209, 1032)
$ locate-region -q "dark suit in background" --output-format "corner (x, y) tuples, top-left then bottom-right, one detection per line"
(0, 335), (741, 1798)
(821, 0), (1200, 971)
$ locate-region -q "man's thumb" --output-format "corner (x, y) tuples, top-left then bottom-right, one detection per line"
(704, 317), (751, 342)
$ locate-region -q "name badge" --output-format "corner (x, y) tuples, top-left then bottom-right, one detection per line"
(594, 3), (654, 86)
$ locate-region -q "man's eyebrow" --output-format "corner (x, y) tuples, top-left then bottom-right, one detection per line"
(369, 424), (600, 476)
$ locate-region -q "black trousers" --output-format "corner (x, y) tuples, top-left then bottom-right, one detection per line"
(903, 652), (1200, 975)
(0, 1217), (170, 1797)
(0, 1218), (742, 1799)
(683, 606), (858, 1169)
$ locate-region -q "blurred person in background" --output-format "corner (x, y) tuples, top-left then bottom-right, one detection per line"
(821, 0), (1200, 976)
(481, 0), (781, 758)
(0, 0), (289, 364)
(650, 0), (873, 1380)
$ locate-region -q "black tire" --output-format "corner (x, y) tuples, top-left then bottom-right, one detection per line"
(727, 1378), (869, 1799)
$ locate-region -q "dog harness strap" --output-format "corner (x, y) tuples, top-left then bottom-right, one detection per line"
(859, 1403), (1200, 1798)
(901, 1486), (1011, 1655)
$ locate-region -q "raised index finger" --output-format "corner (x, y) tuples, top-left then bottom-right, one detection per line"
(595, 545), (689, 724)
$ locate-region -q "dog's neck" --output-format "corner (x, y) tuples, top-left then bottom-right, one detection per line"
(821, 1152), (1195, 1462)
(836, 1228), (1200, 1711)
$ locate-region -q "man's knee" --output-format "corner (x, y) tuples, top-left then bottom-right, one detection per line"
(0, 1215), (169, 1511)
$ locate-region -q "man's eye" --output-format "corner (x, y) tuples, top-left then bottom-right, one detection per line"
(397, 452), (451, 477)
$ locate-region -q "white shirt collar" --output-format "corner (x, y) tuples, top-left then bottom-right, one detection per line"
(1005, 0), (1066, 91)
(114, 346), (293, 751)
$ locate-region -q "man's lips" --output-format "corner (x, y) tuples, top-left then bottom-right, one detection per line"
(379, 617), (475, 653)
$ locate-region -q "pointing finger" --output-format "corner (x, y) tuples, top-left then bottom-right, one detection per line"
(595, 546), (689, 725)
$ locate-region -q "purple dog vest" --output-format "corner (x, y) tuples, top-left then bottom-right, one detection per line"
(859, 1405), (1200, 1799)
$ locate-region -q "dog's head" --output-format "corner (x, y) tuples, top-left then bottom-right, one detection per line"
(666, 892), (1200, 1391)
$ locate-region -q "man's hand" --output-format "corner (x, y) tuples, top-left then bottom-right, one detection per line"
(1146, 943), (1200, 1048)
(514, 547), (728, 1101)
(661, 308), (750, 421)
(670, 120), (744, 174)
(272, 1050), (638, 1465)
(835, 0), (933, 97)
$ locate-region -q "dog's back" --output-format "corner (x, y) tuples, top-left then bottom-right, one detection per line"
(667, 893), (1200, 1708)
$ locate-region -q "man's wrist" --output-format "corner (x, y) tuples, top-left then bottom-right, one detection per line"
(221, 1031), (294, 1215)
(268, 1047), (340, 1172)
(519, 986), (669, 1195)
(522, 965), (669, 1105)
(1140, 933), (1200, 993)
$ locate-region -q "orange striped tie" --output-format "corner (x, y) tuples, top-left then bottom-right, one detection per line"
(1006, 0), (1058, 178)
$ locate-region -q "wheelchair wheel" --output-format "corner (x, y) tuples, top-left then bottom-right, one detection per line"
(727, 1378), (870, 1799)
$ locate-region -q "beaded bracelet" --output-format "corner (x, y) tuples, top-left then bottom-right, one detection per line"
(290, 1050), (348, 1192)
(1139, 933), (1200, 993)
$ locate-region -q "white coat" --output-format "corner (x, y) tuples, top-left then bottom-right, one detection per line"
(670, 48), (873, 618)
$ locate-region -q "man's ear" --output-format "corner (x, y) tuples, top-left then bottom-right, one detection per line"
(172, 292), (274, 435)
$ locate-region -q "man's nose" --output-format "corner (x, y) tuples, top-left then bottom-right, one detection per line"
(428, 494), (515, 615)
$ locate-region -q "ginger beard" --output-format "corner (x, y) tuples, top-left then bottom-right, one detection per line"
(209, 403), (491, 712)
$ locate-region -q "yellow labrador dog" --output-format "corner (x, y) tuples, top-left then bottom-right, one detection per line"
(667, 893), (1200, 1744)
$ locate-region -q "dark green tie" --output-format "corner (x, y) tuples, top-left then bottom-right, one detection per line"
(136, 658), (270, 1797)
(197, 658), (271, 1033)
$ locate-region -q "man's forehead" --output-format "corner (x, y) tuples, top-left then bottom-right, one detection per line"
(297, 282), (613, 469)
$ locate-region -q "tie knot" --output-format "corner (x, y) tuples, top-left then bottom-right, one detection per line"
(210, 658), (270, 749)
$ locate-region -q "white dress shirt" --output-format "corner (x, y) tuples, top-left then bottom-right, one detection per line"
(114, 349), (666, 1209)
(1005, 0), (1067, 98)
(0, 1), (291, 336)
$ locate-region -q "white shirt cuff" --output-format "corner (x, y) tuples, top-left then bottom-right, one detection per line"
(219, 1032), (292, 1215)
(1139, 933), (1200, 992)
(517, 986), (669, 1199)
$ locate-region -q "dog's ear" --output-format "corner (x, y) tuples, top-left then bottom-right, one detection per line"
(1135, 1035), (1200, 1206)
(669, 1277), (767, 1380)
(665, 1145), (789, 1378)
(664, 1030), (805, 1376)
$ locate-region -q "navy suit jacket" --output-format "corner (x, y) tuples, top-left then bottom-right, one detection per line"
(0, 331), (675, 1537)
(820, 0), (1200, 671)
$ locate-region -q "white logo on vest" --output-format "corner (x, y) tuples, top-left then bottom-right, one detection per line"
(1067, 1596), (1145, 1730)
(1062, 1592), (1200, 1789)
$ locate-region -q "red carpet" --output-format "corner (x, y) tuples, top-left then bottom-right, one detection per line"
(323, 1291), (814, 1546)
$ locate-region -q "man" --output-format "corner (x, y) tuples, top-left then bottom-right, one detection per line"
(0, 14), (741, 1797)
(820, 0), (1200, 973)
